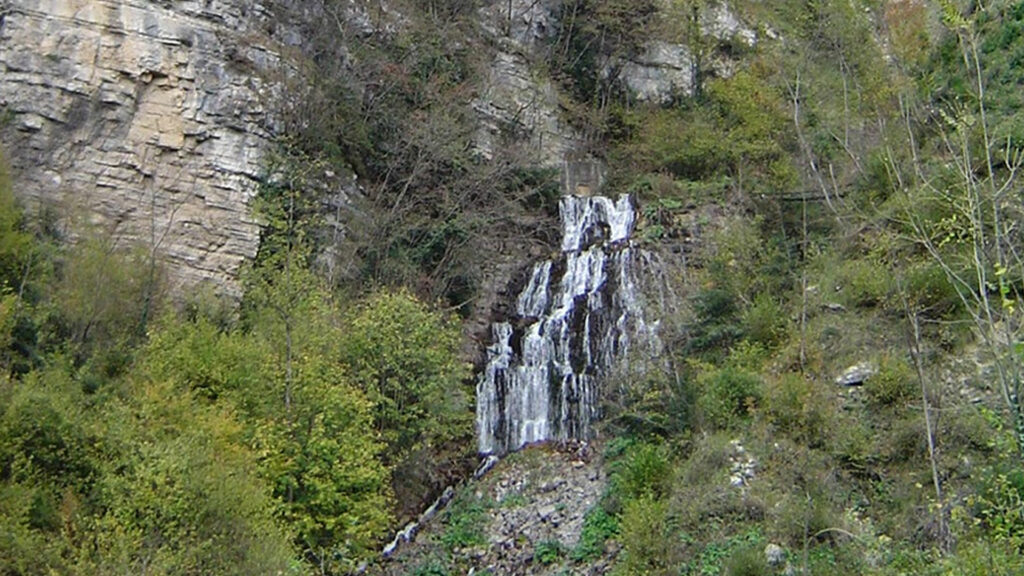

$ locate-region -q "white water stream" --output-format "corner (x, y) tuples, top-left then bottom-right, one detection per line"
(476, 194), (659, 455)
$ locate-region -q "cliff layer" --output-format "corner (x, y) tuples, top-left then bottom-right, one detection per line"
(0, 0), (292, 294)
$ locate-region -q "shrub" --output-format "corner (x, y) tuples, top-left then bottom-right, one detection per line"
(614, 497), (674, 576)
(534, 539), (564, 565)
(762, 372), (834, 446)
(968, 464), (1024, 550)
(865, 355), (915, 408)
(882, 414), (927, 463)
(722, 544), (771, 576)
(902, 259), (962, 316)
(572, 505), (620, 562)
(696, 365), (762, 430)
(340, 289), (471, 461)
(769, 490), (839, 549)
(833, 257), (891, 308)
(688, 530), (763, 576)
(689, 287), (745, 354)
(610, 441), (674, 501)
(742, 293), (789, 350)
(441, 491), (489, 550)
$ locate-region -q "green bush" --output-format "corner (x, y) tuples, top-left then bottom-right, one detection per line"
(742, 293), (789, 350)
(902, 260), (962, 316)
(722, 544), (771, 576)
(614, 497), (674, 576)
(441, 491), (490, 550)
(768, 489), (840, 550)
(534, 539), (564, 565)
(968, 464), (1024, 550)
(833, 258), (891, 309)
(610, 441), (674, 501)
(865, 355), (915, 408)
(572, 505), (620, 562)
(696, 365), (762, 430)
(340, 289), (471, 461)
(689, 287), (745, 355)
(762, 372), (834, 446)
(687, 530), (763, 576)
(940, 538), (1024, 575)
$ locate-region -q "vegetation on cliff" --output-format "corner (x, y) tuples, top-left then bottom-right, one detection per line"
(2, 0), (1024, 575)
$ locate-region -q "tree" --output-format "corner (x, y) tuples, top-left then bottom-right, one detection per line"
(884, 2), (1024, 458)
(339, 289), (471, 463)
(0, 153), (40, 376)
(91, 378), (297, 576)
(0, 154), (32, 292)
(144, 303), (394, 571)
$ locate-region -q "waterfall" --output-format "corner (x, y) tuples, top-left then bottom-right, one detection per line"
(476, 194), (660, 455)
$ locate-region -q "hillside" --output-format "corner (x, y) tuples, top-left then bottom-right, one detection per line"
(2, 0), (1024, 575)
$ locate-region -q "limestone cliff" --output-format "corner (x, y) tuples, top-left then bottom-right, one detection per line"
(0, 0), (293, 294)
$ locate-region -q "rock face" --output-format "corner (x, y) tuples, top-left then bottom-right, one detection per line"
(0, 0), (294, 295)
(617, 1), (757, 104)
(474, 0), (581, 168)
(472, 46), (578, 168)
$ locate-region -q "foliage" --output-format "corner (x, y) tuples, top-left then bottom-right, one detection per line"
(440, 491), (489, 550)
(151, 279), (394, 569)
(864, 355), (915, 408)
(741, 293), (789, 350)
(534, 539), (565, 565)
(550, 0), (660, 109)
(572, 505), (620, 562)
(609, 441), (673, 502)
(762, 372), (835, 446)
(340, 289), (470, 462)
(693, 362), (762, 431)
(721, 544), (771, 576)
(687, 530), (763, 576)
(0, 155), (32, 293)
(614, 497), (674, 576)
(277, 3), (555, 307)
(965, 464), (1024, 550)
(0, 364), (298, 575)
(92, 379), (296, 576)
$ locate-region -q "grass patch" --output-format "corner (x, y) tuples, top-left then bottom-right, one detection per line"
(440, 490), (491, 550)
(572, 505), (620, 562)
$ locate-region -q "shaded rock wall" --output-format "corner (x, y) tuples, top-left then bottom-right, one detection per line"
(0, 0), (297, 295)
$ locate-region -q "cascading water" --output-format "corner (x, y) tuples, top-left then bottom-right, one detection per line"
(476, 194), (660, 455)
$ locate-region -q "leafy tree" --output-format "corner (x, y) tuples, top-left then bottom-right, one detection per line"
(147, 293), (393, 570)
(0, 155), (32, 292)
(339, 289), (471, 462)
(40, 232), (157, 373)
(90, 379), (296, 576)
(0, 154), (40, 376)
(883, 1), (1024, 458)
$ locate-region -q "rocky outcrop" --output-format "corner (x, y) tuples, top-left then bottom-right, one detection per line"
(617, 2), (757, 104)
(0, 0), (296, 295)
(472, 46), (578, 168)
(474, 0), (582, 169)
